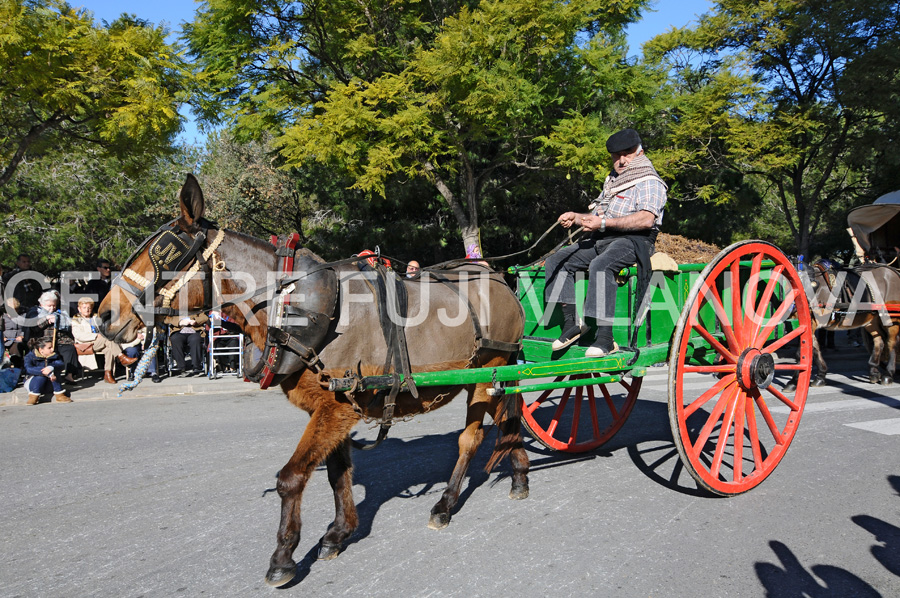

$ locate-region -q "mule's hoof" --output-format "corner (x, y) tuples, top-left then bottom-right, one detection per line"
(881, 377), (894, 387)
(782, 383), (797, 393)
(265, 564), (296, 587)
(318, 542), (341, 560)
(810, 378), (827, 387)
(509, 484), (529, 500)
(428, 512), (450, 530)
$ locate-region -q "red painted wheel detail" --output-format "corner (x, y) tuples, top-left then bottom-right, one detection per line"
(667, 241), (813, 495)
(521, 373), (641, 452)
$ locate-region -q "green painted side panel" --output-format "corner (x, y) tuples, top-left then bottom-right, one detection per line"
(514, 264), (705, 363)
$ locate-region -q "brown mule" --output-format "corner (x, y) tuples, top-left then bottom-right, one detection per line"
(785, 260), (900, 391)
(97, 174), (530, 588)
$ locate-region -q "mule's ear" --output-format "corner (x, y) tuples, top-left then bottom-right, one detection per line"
(178, 173), (205, 230)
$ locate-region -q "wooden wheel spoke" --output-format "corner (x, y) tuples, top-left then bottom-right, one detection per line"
(691, 322), (737, 363)
(764, 323), (807, 355)
(748, 264), (783, 345)
(710, 386), (741, 478)
(599, 384), (619, 419)
(523, 377), (566, 416)
(730, 258), (745, 345)
(752, 275), (796, 349)
(522, 374), (641, 453)
(683, 365), (736, 374)
(745, 396), (764, 471)
(685, 375), (735, 418)
(585, 384), (602, 440)
(569, 387), (584, 445)
(766, 384), (799, 412)
(732, 392), (747, 483)
(546, 388), (572, 436)
(741, 253), (764, 332)
(690, 388), (731, 460)
(703, 284), (742, 355)
(670, 241), (812, 495)
(753, 393), (786, 445)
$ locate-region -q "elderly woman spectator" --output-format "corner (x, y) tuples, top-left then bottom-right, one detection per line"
(71, 297), (138, 384)
(26, 290), (80, 382)
(2, 296), (27, 368)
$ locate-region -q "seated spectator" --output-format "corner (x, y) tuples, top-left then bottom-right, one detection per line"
(209, 310), (240, 373)
(3, 254), (44, 310)
(26, 290), (80, 382)
(83, 258), (113, 305)
(2, 297), (27, 369)
(71, 297), (138, 384)
(164, 312), (209, 376)
(405, 260), (421, 279)
(140, 326), (163, 383)
(23, 336), (72, 404)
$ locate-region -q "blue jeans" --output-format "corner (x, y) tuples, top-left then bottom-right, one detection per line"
(544, 236), (640, 324)
(26, 373), (63, 395)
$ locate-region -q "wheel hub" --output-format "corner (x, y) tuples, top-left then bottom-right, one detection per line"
(737, 348), (775, 391)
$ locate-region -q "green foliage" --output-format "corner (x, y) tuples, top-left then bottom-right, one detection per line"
(260, 0), (652, 253)
(0, 145), (201, 276)
(645, 0), (900, 257)
(0, 0), (188, 187)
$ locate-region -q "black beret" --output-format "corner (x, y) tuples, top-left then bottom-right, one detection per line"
(606, 128), (642, 153)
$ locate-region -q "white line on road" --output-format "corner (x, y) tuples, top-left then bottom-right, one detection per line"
(845, 417), (900, 436)
(770, 396), (900, 414)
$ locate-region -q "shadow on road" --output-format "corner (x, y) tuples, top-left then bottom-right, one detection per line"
(755, 475), (900, 598)
(755, 540), (882, 598)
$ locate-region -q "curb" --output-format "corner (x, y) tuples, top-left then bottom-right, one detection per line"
(0, 373), (269, 406)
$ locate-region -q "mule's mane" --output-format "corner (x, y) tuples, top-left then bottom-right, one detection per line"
(224, 229), (276, 253)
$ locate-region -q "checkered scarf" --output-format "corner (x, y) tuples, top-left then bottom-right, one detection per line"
(601, 154), (666, 199)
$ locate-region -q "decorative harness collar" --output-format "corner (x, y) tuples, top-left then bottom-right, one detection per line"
(113, 218), (224, 326)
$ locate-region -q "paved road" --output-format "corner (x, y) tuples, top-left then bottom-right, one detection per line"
(1, 342), (898, 597)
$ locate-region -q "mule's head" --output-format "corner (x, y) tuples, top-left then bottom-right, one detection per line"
(98, 174), (213, 343)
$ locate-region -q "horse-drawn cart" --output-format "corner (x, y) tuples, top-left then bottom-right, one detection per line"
(99, 177), (818, 585)
(331, 240), (815, 496)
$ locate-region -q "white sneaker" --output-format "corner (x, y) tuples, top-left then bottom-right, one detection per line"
(585, 342), (619, 358)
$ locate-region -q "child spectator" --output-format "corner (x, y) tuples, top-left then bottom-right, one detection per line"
(23, 336), (72, 404)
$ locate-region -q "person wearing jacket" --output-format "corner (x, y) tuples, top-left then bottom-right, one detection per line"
(2, 297), (27, 368)
(164, 312), (209, 376)
(71, 297), (138, 383)
(26, 290), (80, 382)
(23, 336), (72, 405)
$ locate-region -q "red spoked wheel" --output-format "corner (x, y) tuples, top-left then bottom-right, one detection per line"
(521, 373), (642, 452)
(668, 240), (813, 495)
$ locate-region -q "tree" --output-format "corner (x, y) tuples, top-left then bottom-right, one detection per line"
(1, 143), (201, 276)
(645, 0), (900, 257)
(186, 0), (654, 256)
(0, 0), (188, 188)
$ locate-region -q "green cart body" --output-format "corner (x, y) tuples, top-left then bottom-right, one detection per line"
(331, 241), (814, 495)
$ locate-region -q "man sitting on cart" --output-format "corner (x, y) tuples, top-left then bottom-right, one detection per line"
(544, 128), (667, 357)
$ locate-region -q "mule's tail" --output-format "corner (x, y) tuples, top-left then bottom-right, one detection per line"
(485, 390), (523, 473)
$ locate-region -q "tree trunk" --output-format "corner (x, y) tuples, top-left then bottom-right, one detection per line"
(423, 161), (483, 257)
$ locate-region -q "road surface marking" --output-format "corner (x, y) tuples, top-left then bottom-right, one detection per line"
(845, 417), (900, 436)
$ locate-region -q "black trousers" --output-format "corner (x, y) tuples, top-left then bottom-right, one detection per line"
(170, 332), (204, 372)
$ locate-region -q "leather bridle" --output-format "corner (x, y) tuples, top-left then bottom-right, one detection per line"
(111, 218), (224, 326)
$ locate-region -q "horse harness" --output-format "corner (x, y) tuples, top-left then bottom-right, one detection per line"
(335, 260), (521, 450)
(812, 260), (900, 319)
(114, 226), (521, 449)
(114, 218), (225, 327)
